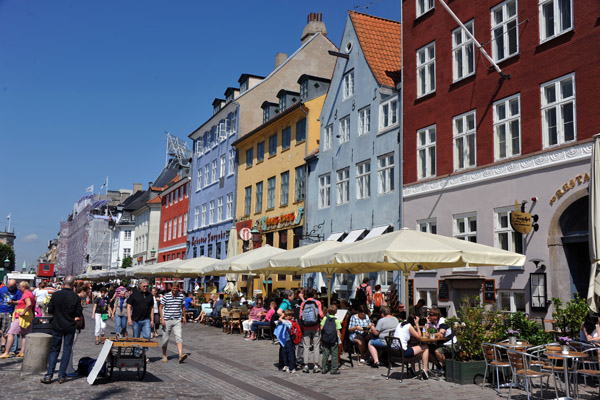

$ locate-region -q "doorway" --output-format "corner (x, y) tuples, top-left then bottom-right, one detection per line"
(560, 196), (589, 298)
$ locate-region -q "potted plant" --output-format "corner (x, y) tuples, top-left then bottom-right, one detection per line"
(558, 336), (571, 354)
(507, 328), (520, 344)
(427, 327), (437, 339)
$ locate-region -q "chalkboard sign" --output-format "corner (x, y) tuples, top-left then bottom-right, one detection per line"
(483, 279), (496, 303)
(408, 279), (414, 306)
(438, 280), (449, 301)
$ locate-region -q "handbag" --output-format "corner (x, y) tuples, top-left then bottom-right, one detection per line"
(13, 308), (33, 330)
(101, 313), (109, 321)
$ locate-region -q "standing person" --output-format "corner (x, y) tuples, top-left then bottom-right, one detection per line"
(41, 275), (83, 384)
(159, 285), (187, 363)
(276, 310), (297, 373)
(111, 288), (129, 339)
(299, 288), (324, 373)
(151, 287), (161, 338)
(277, 290), (294, 317)
(92, 288), (109, 345)
(0, 279), (21, 352)
(65, 284), (90, 378)
(291, 289), (304, 367)
(355, 278), (372, 307)
(33, 282), (49, 317)
(127, 280), (154, 361)
(0, 281), (34, 358)
(372, 284), (386, 314)
(320, 305), (342, 375)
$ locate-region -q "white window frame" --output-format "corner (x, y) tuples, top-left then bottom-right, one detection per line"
(226, 193), (233, 219)
(164, 221), (168, 241)
(209, 200), (215, 224)
(494, 206), (524, 270)
(452, 20), (475, 82)
(416, 0), (434, 18)
(494, 94), (521, 160)
(339, 116), (350, 144)
(453, 110), (477, 171)
(228, 149), (235, 176)
(541, 73), (576, 148)
(202, 203), (207, 227)
(124, 230), (132, 240)
(491, 0), (519, 62)
(230, 110), (237, 136)
(220, 155), (226, 178)
(417, 218), (437, 234)
(358, 107), (370, 136)
(417, 125), (436, 180)
(178, 215), (182, 238)
(217, 197), (223, 222)
(168, 219), (172, 241)
(195, 139), (203, 157)
(453, 212), (477, 271)
(343, 70), (354, 99)
(417, 288), (438, 308)
(318, 174), (331, 209)
(497, 290), (526, 313)
(211, 160), (217, 183)
(280, 171), (289, 206)
(336, 167), (350, 205)
(356, 160), (371, 200)
(255, 181), (263, 213)
(184, 212), (187, 234)
(377, 153), (395, 195)
(323, 124), (333, 151)
(539, 0), (573, 43)
(379, 99), (398, 131)
(294, 166), (306, 202)
(194, 207), (199, 230)
(204, 165), (210, 187)
(417, 42), (436, 98)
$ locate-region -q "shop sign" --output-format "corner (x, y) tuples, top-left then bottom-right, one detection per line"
(550, 173), (590, 205)
(191, 231), (226, 245)
(261, 207), (304, 231)
(510, 201), (533, 234)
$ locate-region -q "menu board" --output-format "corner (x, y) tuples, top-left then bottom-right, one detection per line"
(408, 279), (414, 306)
(483, 279), (496, 303)
(438, 280), (449, 301)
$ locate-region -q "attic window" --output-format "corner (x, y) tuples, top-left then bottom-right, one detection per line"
(345, 41), (353, 53)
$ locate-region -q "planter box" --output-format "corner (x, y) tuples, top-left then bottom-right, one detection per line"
(445, 360), (486, 385)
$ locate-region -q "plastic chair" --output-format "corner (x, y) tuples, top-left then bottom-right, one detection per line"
(384, 336), (423, 382)
(481, 343), (512, 393)
(506, 349), (557, 400)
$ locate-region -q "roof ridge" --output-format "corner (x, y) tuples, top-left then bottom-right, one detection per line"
(348, 10), (401, 25)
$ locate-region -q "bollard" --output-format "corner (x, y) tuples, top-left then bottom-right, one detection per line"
(20, 332), (52, 377)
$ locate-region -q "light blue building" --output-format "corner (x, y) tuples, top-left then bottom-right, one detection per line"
(304, 11), (403, 299)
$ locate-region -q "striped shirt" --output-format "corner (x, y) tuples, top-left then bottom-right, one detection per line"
(348, 314), (371, 341)
(160, 292), (185, 320)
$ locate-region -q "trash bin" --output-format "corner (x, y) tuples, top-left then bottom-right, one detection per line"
(31, 317), (53, 335)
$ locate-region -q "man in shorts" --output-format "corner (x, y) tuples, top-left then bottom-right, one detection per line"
(0, 279), (21, 352)
(159, 285), (187, 363)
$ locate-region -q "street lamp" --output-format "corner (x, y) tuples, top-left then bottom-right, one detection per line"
(3, 257), (9, 269)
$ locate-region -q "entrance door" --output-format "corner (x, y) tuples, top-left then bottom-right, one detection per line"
(560, 196), (589, 298)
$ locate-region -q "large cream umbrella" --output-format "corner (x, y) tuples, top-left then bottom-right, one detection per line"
(133, 258), (183, 278)
(176, 257), (219, 278)
(223, 227), (239, 295)
(588, 134), (600, 312)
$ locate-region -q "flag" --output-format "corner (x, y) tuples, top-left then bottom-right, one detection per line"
(100, 176), (108, 190)
(6, 213), (10, 219)
(86, 185), (94, 193)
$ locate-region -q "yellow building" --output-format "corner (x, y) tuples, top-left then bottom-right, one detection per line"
(234, 75), (330, 293)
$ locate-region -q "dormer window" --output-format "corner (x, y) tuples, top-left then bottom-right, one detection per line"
(213, 105), (220, 115)
(240, 80), (248, 93)
(300, 80), (308, 99)
(279, 96), (287, 111)
(226, 94), (234, 102)
(263, 108), (270, 124)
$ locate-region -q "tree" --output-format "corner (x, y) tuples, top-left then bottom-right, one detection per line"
(121, 256), (133, 269)
(0, 243), (15, 272)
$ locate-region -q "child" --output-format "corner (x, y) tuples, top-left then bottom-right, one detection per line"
(321, 305), (342, 375)
(276, 309), (297, 373)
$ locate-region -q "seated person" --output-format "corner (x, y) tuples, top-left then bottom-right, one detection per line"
(194, 299), (213, 323)
(367, 306), (399, 367)
(229, 294), (241, 309)
(208, 294), (226, 323)
(581, 315), (600, 342)
(392, 314), (430, 379)
(409, 299), (426, 317)
(243, 299), (266, 339)
(184, 292), (199, 320)
(348, 305), (372, 364)
(249, 301), (277, 340)
(424, 307), (454, 371)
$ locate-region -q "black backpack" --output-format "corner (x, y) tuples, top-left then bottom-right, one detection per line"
(321, 315), (338, 346)
(356, 285), (368, 304)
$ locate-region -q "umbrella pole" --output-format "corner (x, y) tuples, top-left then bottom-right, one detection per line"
(326, 273), (333, 308)
(404, 272), (409, 313)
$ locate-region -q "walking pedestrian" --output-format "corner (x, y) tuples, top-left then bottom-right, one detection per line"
(127, 280), (153, 359)
(0, 279), (21, 353)
(159, 285), (187, 363)
(33, 282), (49, 317)
(0, 281), (34, 358)
(41, 275), (83, 384)
(65, 284), (90, 377)
(92, 288), (109, 345)
(151, 287), (161, 338)
(110, 288), (128, 338)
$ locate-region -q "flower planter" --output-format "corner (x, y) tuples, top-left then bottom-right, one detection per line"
(445, 360), (487, 385)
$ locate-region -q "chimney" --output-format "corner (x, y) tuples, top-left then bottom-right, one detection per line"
(301, 12), (327, 45)
(133, 183), (142, 193)
(275, 52), (288, 69)
(148, 181), (153, 190)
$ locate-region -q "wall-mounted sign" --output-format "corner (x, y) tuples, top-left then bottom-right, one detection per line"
(510, 200), (533, 234)
(261, 207), (304, 232)
(239, 228), (251, 241)
(483, 279), (496, 303)
(438, 280), (449, 301)
(550, 172), (590, 205)
(191, 231), (227, 246)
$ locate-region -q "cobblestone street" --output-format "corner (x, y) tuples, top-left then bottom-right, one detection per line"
(0, 305), (597, 399)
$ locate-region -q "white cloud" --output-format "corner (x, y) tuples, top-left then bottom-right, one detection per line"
(21, 234), (39, 243)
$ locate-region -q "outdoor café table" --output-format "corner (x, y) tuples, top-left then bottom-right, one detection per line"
(419, 337), (449, 379)
(544, 350), (587, 398)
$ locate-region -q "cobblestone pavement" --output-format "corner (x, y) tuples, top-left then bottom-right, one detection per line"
(1, 305), (598, 399)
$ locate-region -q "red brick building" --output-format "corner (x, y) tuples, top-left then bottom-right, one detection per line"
(402, 0), (600, 317)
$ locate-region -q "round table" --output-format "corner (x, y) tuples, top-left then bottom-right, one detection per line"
(545, 350), (587, 398)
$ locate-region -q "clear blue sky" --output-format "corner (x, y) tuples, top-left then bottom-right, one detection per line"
(0, 0), (401, 270)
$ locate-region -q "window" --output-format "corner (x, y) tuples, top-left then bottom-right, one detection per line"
(203, 132), (209, 153)
(124, 230), (132, 240)
(453, 110), (476, 171)
(257, 141), (265, 163)
(318, 174), (331, 209)
(216, 241), (221, 259)
(255, 181), (263, 213)
(296, 118), (306, 143)
(210, 126), (217, 148)
(494, 94), (521, 160)
(178, 215), (182, 238)
(336, 167), (350, 205)
(323, 125), (333, 151)
(339, 116), (350, 144)
(168, 219), (172, 240)
(282, 127), (291, 150)
(530, 273), (547, 309)
(377, 153), (394, 194)
(280, 171), (289, 206)
(279, 96), (286, 112)
(541, 73), (576, 147)
(417, 42), (436, 97)
(416, 0), (434, 17)
(417, 218), (437, 234)
(174, 189), (178, 204)
(184, 213), (187, 234)
(380, 99), (398, 130)
(269, 134), (277, 156)
(218, 119), (226, 141)
(220, 155), (226, 178)
(417, 289), (438, 307)
(196, 168), (202, 190)
(454, 213), (477, 242)
(294, 166), (306, 202)
(491, 0), (518, 62)
(358, 107), (370, 136)
(164, 221), (168, 241)
(230, 110), (237, 136)
(226, 112), (233, 134)
(300, 80), (308, 98)
(212, 160), (217, 183)
(494, 207), (524, 266)
(218, 197), (224, 221)
(123, 248), (131, 258)
(267, 177), (276, 209)
(497, 290), (526, 312)
(209, 201), (215, 224)
(204, 165), (210, 187)
(202, 204), (207, 227)
(226, 193), (233, 219)
(452, 21), (475, 82)
(417, 125), (436, 179)
(356, 160), (371, 200)
(228, 149), (235, 175)
(540, 0), (573, 42)
(343, 70), (354, 99)
(263, 108), (270, 124)
(244, 186), (252, 216)
(246, 148), (253, 168)
(195, 139), (203, 156)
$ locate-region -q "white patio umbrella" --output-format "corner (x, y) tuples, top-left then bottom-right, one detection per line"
(133, 258), (183, 278)
(223, 227), (239, 295)
(176, 257), (220, 278)
(588, 134), (600, 312)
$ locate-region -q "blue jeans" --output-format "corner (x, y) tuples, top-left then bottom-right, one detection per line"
(281, 341), (296, 370)
(251, 320), (270, 333)
(46, 330), (75, 379)
(115, 315), (127, 336)
(132, 319), (151, 339)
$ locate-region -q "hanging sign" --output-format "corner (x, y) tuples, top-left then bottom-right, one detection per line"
(510, 200), (533, 234)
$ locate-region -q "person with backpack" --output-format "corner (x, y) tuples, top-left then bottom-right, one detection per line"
(299, 288), (324, 373)
(355, 278), (372, 307)
(275, 309), (300, 373)
(372, 284), (386, 314)
(320, 305), (342, 375)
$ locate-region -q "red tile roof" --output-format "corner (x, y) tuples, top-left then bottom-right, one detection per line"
(349, 11), (401, 87)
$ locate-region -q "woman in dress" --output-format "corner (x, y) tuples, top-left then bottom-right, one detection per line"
(0, 281), (34, 358)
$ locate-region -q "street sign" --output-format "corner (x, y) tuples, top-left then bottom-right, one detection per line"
(239, 227), (251, 241)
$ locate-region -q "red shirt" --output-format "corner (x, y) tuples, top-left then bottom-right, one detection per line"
(15, 290), (35, 318)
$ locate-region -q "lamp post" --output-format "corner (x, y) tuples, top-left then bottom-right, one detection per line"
(0, 256), (9, 283)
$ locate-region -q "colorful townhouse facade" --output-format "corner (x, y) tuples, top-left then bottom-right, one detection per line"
(401, 0), (600, 317)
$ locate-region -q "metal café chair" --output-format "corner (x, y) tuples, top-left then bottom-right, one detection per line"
(481, 343), (512, 393)
(506, 348), (557, 400)
(384, 336), (423, 382)
(575, 348), (600, 398)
